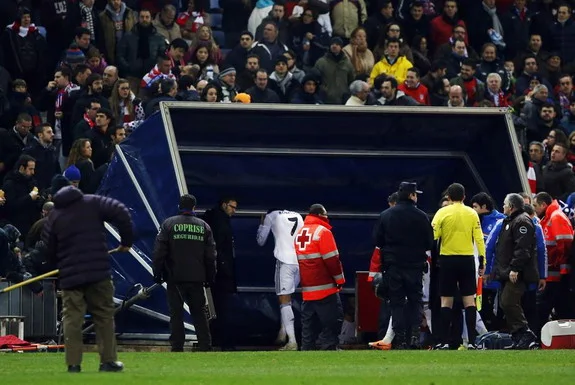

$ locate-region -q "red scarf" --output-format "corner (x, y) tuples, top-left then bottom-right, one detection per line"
(83, 113), (95, 128)
(9, 22), (37, 34)
(462, 78), (478, 104)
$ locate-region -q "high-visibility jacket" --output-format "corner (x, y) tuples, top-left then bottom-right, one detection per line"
(295, 215), (345, 301)
(367, 247), (381, 282)
(541, 200), (574, 281)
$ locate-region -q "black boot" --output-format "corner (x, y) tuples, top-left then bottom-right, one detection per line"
(392, 332), (409, 350)
(409, 327), (421, 350)
(99, 361), (124, 372)
(67, 365), (81, 373)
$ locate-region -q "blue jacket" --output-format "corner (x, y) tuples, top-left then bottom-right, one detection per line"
(485, 217), (547, 289)
(480, 210), (506, 239)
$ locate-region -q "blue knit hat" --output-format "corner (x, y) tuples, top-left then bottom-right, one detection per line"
(66, 45), (85, 65)
(63, 165), (81, 181)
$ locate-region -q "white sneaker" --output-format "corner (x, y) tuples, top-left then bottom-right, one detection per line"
(279, 342), (298, 351)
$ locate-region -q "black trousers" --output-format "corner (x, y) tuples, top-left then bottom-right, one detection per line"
(537, 276), (574, 333)
(301, 293), (343, 350)
(210, 286), (236, 349)
(167, 282), (211, 351)
(387, 266), (424, 343)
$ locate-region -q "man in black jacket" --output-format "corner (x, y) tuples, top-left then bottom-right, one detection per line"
(373, 182), (434, 349)
(492, 193), (539, 349)
(153, 194), (216, 352)
(42, 185), (133, 372)
(202, 196), (237, 350)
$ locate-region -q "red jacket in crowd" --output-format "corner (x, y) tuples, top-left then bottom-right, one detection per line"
(540, 200), (574, 281)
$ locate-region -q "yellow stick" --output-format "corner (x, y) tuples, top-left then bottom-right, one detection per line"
(0, 270), (60, 294)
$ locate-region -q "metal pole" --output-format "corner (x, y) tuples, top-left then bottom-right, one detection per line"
(0, 269), (59, 294)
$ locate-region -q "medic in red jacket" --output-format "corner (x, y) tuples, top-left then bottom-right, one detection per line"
(538, 198), (573, 281)
(295, 210), (345, 301)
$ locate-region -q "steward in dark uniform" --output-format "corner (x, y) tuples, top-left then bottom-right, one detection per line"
(153, 194), (217, 352)
(373, 182), (434, 349)
(493, 193), (539, 349)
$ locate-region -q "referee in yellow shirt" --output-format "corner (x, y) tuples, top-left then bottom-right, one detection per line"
(431, 183), (485, 350)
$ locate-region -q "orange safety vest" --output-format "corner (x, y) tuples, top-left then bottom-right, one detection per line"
(295, 215), (345, 301)
(541, 200), (573, 281)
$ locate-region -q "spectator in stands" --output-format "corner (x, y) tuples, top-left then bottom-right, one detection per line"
(22, 123), (60, 191)
(342, 27), (375, 77)
(467, 0), (505, 54)
(237, 54), (260, 92)
(69, 0), (105, 53)
(444, 39), (467, 80)
(434, 25), (477, 61)
(429, 77), (451, 106)
(515, 55), (552, 96)
(268, 56), (299, 103)
(377, 76), (418, 106)
(402, 1), (431, 47)
(109, 125), (126, 145)
(447, 85), (465, 107)
(501, 0), (532, 61)
(475, 43), (510, 93)
(411, 35), (431, 76)
(246, 69), (280, 103)
(109, 79), (144, 130)
(421, 60), (447, 90)
(563, 98), (575, 134)
(429, 0), (467, 49)
(398, 67), (430, 105)
(73, 99), (101, 140)
(450, 59), (485, 106)
(224, 31), (254, 75)
(189, 43), (220, 82)
(376, 23), (415, 64)
(41, 0), (72, 69)
(541, 143), (575, 201)
(4, 79), (42, 131)
(2, 154), (43, 238)
(515, 34), (545, 72)
(1, 7), (48, 98)
(370, 38), (413, 85)
(25, 200), (54, 252)
(0, 113), (35, 181)
(71, 73), (110, 128)
(291, 9), (328, 70)
(102, 66), (119, 97)
(153, 4), (182, 42)
(555, 75), (574, 120)
(166, 39), (189, 79)
(543, 52), (562, 88)
(344, 80), (369, 106)
(87, 108), (114, 169)
(145, 78), (178, 116)
(175, 75), (200, 102)
(63, 165), (82, 189)
(544, 129), (568, 161)
(549, 4), (575, 68)
(99, 0), (137, 65)
(314, 37), (354, 104)
(65, 27), (96, 60)
(200, 83), (223, 102)
(331, 0), (367, 41)
(116, 9), (167, 96)
(284, 50), (306, 83)
(141, 55), (176, 101)
(256, 2), (291, 46)
(523, 94), (558, 143)
(189, 25), (223, 66)
(484, 73), (512, 107)
(290, 73), (323, 104)
(364, 0), (395, 50)
(85, 47), (108, 75)
(252, 21), (289, 73)
(66, 138), (96, 194)
(221, 66), (245, 103)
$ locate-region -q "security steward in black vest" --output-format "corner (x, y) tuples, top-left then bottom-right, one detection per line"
(153, 194), (217, 352)
(373, 182), (434, 349)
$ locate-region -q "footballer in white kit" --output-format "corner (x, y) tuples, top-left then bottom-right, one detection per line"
(257, 209), (303, 350)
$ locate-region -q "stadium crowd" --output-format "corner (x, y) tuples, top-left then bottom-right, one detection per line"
(1, 0), (575, 350)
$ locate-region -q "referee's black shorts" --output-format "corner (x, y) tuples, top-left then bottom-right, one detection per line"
(438, 255), (476, 297)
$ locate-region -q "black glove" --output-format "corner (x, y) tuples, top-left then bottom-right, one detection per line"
(153, 273), (164, 284)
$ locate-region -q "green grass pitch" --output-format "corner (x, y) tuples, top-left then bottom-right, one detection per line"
(2, 350), (575, 384)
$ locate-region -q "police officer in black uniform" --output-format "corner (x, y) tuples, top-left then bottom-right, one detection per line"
(493, 193), (539, 349)
(153, 194), (217, 352)
(373, 182), (434, 349)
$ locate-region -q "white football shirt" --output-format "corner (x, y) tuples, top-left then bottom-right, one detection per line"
(256, 210), (303, 265)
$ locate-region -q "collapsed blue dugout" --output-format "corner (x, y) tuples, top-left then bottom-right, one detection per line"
(97, 103), (530, 344)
